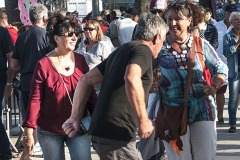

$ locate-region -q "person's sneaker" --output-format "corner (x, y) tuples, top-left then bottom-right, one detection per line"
(33, 142), (42, 153)
(217, 118), (224, 124)
(228, 126), (236, 133)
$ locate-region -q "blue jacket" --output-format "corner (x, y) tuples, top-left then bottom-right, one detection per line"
(223, 29), (239, 78)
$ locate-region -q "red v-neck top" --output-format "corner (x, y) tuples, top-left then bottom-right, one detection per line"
(23, 53), (97, 134)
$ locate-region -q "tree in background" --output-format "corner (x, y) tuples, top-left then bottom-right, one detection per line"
(134, 0), (150, 15)
(4, 0), (20, 24)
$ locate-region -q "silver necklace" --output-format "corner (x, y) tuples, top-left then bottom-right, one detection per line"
(171, 36), (190, 50)
(180, 43), (188, 50)
(167, 36), (193, 70)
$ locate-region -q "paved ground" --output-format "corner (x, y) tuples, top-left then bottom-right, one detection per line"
(4, 90), (240, 159)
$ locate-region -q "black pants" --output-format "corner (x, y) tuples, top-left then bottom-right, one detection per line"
(0, 71), (12, 159)
(0, 118), (12, 159)
(20, 91), (30, 121)
(0, 71), (7, 116)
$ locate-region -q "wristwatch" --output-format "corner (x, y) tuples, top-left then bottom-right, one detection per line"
(6, 82), (13, 87)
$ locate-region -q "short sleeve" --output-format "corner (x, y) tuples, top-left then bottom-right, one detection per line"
(96, 59), (107, 75)
(2, 28), (13, 54)
(12, 35), (21, 59)
(128, 45), (152, 74)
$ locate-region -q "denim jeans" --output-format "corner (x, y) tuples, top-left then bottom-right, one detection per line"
(37, 128), (91, 160)
(0, 118), (12, 159)
(228, 76), (240, 125)
(0, 71), (7, 116)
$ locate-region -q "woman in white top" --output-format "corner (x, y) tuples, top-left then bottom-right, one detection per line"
(76, 20), (114, 94)
(76, 20), (114, 70)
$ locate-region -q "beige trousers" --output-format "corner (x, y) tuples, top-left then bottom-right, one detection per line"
(163, 121), (217, 160)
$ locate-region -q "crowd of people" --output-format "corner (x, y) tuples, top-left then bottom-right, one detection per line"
(0, 0), (239, 160)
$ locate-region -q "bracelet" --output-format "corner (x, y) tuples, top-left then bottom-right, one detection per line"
(22, 135), (28, 140)
(211, 84), (219, 91)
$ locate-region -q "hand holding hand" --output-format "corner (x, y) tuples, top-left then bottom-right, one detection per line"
(22, 134), (35, 156)
(138, 118), (154, 139)
(62, 117), (80, 137)
(202, 84), (217, 95)
(150, 80), (159, 92)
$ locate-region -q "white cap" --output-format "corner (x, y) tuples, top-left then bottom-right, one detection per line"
(150, 0), (167, 10)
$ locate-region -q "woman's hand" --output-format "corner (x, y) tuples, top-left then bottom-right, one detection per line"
(20, 148), (32, 160)
(62, 117), (80, 137)
(202, 84), (217, 95)
(22, 134), (35, 156)
(149, 79), (159, 93)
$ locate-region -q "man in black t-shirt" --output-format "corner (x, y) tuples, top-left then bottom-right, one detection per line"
(63, 13), (169, 159)
(0, 26), (14, 115)
(0, 25), (14, 160)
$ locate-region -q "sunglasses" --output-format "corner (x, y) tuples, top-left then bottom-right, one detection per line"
(150, 9), (163, 15)
(83, 28), (96, 32)
(58, 31), (79, 37)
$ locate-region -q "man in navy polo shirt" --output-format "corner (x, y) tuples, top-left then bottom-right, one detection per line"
(0, 25), (14, 160)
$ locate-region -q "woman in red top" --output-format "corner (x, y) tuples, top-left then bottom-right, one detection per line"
(22, 13), (96, 160)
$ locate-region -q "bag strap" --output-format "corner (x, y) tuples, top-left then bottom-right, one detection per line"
(184, 37), (195, 104)
(194, 36), (204, 69)
(180, 36), (195, 133)
(47, 57), (91, 119)
(47, 57), (73, 106)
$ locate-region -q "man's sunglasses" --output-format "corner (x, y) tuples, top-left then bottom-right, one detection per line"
(58, 31), (79, 37)
(150, 9), (163, 15)
(83, 28), (96, 32)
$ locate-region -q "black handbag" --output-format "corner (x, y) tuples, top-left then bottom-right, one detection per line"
(13, 77), (21, 90)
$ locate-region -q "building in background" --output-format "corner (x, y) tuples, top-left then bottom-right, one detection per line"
(0, 0), (5, 8)
(67, 0), (102, 20)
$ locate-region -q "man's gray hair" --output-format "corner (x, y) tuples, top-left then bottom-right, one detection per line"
(29, 3), (48, 24)
(134, 13), (168, 41)
(229, 11), (240, 24)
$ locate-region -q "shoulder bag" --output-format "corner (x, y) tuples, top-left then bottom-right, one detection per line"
(48, 57), (91, 135)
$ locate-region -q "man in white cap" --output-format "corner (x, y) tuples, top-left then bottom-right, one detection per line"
(149, 0), (167, 17)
